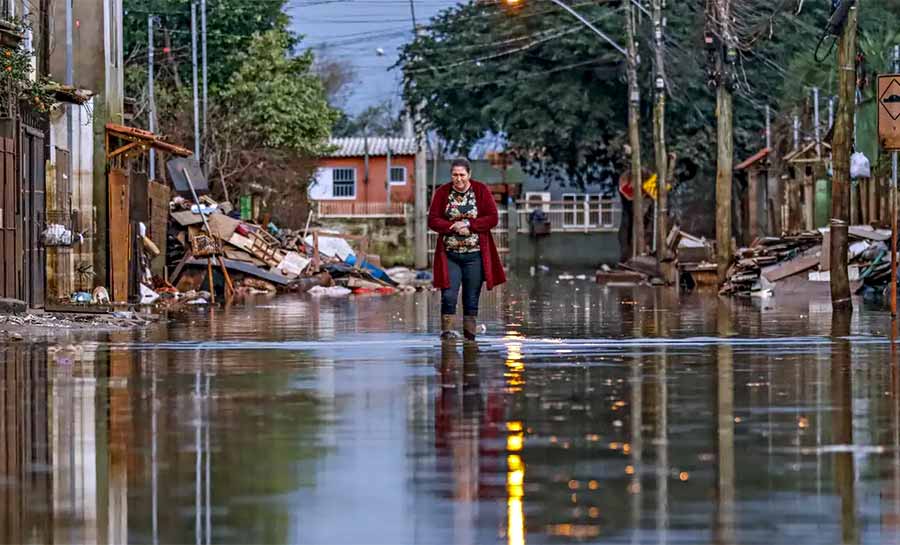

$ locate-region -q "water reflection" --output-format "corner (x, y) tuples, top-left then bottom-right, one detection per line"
(4, 281), (900, 543)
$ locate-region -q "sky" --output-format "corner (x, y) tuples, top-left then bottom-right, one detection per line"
(288, 0), (456, 115)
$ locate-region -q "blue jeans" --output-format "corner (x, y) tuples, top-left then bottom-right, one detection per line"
(442, 251), (484, 317)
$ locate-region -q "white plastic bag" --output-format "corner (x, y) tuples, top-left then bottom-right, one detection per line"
(850, 152), (871, 179)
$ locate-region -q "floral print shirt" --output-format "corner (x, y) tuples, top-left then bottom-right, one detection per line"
(444, 187), (480, 253)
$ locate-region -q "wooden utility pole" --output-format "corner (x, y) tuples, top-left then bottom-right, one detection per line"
(652, 0), (668, 266)
(626, 2), (644, 257)
(714, 0), (734, 283)
(830, 4), (858, 309)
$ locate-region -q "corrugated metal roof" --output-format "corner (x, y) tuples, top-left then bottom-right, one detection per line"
(324, 137), (417, 158)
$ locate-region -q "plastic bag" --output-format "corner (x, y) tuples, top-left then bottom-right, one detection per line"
(850, 152), (871, 179)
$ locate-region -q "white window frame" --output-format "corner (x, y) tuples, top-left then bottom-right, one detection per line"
(523, 192), (550, 212)
(389, 166), (407, 186)
(562, 193), (586, 228)
(331, 167), (357, 200)
(561, 193), (604, 228)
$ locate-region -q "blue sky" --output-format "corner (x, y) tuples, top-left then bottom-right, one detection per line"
(288, 0), (455, 114)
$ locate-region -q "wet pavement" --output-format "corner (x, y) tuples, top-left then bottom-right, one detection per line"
(3, 275), (900, 544)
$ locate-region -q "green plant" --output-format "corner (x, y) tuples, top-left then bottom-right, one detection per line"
(0, 17), (54, 113)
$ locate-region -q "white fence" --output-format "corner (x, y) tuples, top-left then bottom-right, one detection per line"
(316, 201), (408, 218)
(516, 199), (619, 233)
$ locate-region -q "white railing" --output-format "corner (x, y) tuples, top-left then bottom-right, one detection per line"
(516, 199), (619, 233)
(317, 201), (408, 218)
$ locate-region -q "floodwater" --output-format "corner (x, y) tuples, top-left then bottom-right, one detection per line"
(3, 275), (900, 544)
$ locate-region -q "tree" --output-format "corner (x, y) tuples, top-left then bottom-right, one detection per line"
(398, 0), (900, 238)
(313, 47), (357, 109)
(123, 1), (337, 226)
(332, 101), (405, 137)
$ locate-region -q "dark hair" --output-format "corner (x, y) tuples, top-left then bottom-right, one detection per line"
(450, 157), (471, 173)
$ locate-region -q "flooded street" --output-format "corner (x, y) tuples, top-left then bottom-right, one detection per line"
(4, 275), (900, 544)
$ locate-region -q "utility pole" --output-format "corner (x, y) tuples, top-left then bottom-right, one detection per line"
(190, 2), (201, 161)
(830, 3), (858, 309)
(806, 87), (820, 231)
(410, 0), (428, 270)
(714, 0), (735, 283)
(652, 0), (668, 269)
(766, 104), (774, 235)
(892, 45), (899, 317)
(201, 0), (208, 152)
(626, 1), (644, 258)
(66, 0), (73, 190)
(148, 15), (157, 180)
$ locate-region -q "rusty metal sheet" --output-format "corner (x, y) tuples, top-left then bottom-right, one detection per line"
(878, 74), (900, 151)
(109, 169), (131, 302)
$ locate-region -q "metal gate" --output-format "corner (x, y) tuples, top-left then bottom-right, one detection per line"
(20, 124), (45, 308)
(0, 136), (17, 299)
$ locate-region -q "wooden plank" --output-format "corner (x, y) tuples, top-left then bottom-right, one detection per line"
(184, 257), (292, 285)
(762, 255), (820, 282)
(207, 213), (240, 242)
(820, 231), (831, 271)
(170, 209), (205, 227)
(109, 169), (130, 302)
(848, 225), (891, 242)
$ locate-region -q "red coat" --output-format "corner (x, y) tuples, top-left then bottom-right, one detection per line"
(428, 180), (507, 290)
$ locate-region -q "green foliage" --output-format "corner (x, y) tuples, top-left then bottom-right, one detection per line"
(333, 101), (405, 138)
(124, 0), (288, 92)
(0, 17), (55, 113)
(123, 0), (338, 218)
(219, 28), (337, 155)
(399, 1), (625, 188)
(400, 0), (900, 202)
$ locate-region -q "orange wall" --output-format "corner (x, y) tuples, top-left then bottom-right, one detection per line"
(317, 155), (416, 204)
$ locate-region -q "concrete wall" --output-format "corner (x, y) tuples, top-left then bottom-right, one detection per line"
(318, 216), (414, 268)
(509, 232), (621, 270)
(48, 0), (106, 93)
(314, 155), (417, 204)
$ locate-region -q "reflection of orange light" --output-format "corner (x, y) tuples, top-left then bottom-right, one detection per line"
(571, 493), (578, 503)
(508, 497), (524, 545)
(628, 482), (641, 494)
(625, 465), (635, 475)
(588, 480), (599, 490)
(507, 421), (523, 432)
(548, 524), (600, 538)
(508, 434), (523, 452)
(568, 479), (579, 490)
(609, 442), (620, 450)
(589, 507), (600, 518)
(508, 454), (522, 471)
(550, 436), (558, 443)
(507, 457), (525, 545)
(679, 471), (689, 481)
(622, 443), (631, 455)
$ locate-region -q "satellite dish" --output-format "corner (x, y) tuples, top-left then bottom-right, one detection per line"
(375, 47), (385, 56)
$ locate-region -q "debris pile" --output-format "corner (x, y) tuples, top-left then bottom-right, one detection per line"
(164, 196), (432, 301)
(720, 225), (893, 297)
(719, 232), (822, 295)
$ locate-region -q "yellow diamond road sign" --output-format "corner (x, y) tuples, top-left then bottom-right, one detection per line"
(878, 74), (900, 151)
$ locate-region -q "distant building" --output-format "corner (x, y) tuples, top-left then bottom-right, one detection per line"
(310, 137), (417, 214)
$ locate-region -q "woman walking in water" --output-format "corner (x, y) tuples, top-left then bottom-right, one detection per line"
(428, 158), (506, 340)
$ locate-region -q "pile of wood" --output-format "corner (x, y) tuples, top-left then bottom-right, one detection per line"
(166, 198), (413, 299)
(720, 232), (823, 295)
(721, 226), (892, 296)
